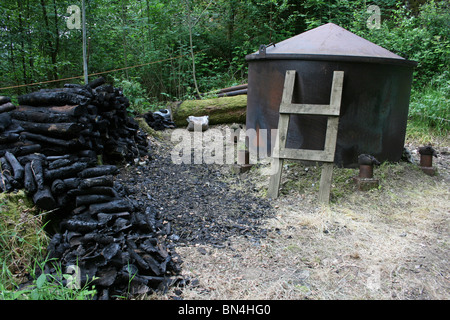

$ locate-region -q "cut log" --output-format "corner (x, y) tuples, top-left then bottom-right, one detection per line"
(44, 162), (88, 181)
(67, 186), (117, 198)
(0, 113), (12, 132)
(171, 95), (247, 127)
(78, 165), (118, 178)
(48, 158), (73, 170)
(60, 219), (98, 233)
(30, 159), (45, 190)
(1, 144), (41, 157)
(33, 186), (57, 210)
(24, 162), (37, 193)
(10, 109), (75, 123)
(79, 175), (114, 189)
(89, 199), (133, 215)
(18, 89), (90, 106)
(13, 120), (85, 137)
(0, 96), (11, 105)
(0, 132), (20, 144)
(4, 151), (24, 181)
(0, 102), (15, 114)
(0, 172), (13, 192)
(16, 105), (87, 117)
(87, 77), (106, 89)
(21, 132), (78, 148)
(75, 194), (115, 207)
(51, 179), (66, 195)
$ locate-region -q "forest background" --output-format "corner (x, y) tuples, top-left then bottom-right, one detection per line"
(0, 0), (449, 132)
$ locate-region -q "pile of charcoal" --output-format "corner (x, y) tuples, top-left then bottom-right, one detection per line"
(0, 79), (183, 299)
(1, 77), (148, 162)
(44, 160), (183, 299)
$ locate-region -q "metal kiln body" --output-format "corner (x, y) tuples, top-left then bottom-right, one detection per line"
(245, 23), (417, 167)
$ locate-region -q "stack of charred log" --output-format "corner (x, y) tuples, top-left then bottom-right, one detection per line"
(0, 78), (182, 299)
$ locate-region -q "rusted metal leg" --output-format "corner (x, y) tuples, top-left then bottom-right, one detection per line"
(418, 146), (437, 176)
(353, 154), (379, 191)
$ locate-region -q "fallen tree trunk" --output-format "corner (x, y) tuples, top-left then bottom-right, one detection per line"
(171, 95), (247, 127)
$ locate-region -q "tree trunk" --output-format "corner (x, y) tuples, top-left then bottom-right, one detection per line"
(171, 95), (247, 127)
(185, 0), (200, 97)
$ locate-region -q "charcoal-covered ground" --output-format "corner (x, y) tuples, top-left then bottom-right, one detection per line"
(115, 131), (275, 248)
(114, 125), (448, 300)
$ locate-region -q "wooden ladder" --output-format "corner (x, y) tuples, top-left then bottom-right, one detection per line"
(267, 70), (344, 203)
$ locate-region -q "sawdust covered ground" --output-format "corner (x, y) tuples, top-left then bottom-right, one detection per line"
(139, 125), (449, 300)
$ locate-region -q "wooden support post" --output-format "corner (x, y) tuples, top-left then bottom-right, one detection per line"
(267, 70), (344, 203)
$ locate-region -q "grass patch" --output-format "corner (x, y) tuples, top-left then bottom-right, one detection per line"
(279, 161), (358, 202)
(408, 77), (450, 138)
(0, 191), (97, 300)
(0, 191), (49, 290)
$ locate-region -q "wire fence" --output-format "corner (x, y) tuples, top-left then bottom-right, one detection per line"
(0, 51), (200, 91)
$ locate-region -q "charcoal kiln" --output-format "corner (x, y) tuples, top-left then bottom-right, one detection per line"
(246, 23), (417, 167)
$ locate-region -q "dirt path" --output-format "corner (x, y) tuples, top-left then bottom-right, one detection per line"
(142, 125), (449, 300)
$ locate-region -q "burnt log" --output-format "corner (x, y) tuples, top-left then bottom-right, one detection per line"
(0, 145), (41, 157)
(23, 163), (37, 194)
(10, 109), (75, 123)
(44, 162), (88, 181)
(21, 132), (78, 148)
(89, 199), (133, 215)
(62, 177), (81, 189)
(51, 179), (66, 195)
(1, 157), (12, 174)
(13, 120), (85, 137)
(30, 159), (46, 190)
(0, 132), (20, 144)
(18, 89), (90, 107)
(16, 105), (87, 117)
(0, 172), (13, 192)
(67, 186), (117, 198)
(61, 219), (99, 233)
(78, 165), (118, 178)
(4, 151), (24, 181)
(0, 102), (15, 114)
(0, 113), (12, 132)
(75, 194), (115, 207)
(79, 175), (114, 189)
(0, 96), (11, 105)
(87, 77), (106, 89)
(33, 186), (56, 210)
(48, 158), (73, 170)
(0, 141), (34, 152)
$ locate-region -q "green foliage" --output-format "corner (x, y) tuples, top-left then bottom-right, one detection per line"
(408, 72), (450, 136)
(0, 192), (48, 290)
(114, 77), (151, 114)
(1, 259), (97, 300)
(0, 192), (97, 300)
(0, 0), (448, 134)
(350, 0), (450, 88)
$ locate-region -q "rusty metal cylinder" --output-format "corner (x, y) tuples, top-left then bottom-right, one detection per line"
(359, 165), (374, 179)
(420, 154), (433, 168)
(245, 23), (417, 168)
